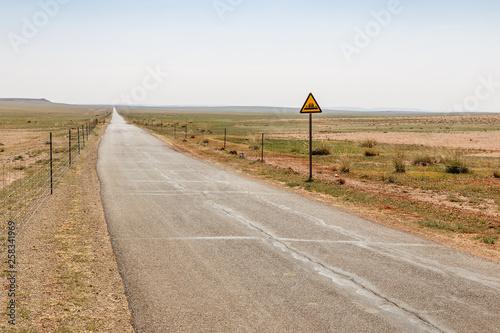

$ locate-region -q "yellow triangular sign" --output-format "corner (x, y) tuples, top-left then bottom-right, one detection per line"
(300, 93), (322, 113)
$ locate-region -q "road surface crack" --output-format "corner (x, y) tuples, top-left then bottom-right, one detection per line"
(209, 200), (450, 333)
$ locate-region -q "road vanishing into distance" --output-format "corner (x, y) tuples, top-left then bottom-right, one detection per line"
(98, 110), (500, 332)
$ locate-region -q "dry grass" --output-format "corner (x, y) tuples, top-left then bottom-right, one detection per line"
(444, 150), (470, 174)
(392, 152), (406, 173)
(360, 139), (377, 148)
(337, 153), (353, 173)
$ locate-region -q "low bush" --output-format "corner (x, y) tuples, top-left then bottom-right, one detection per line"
(312, 148), (330, 156)
(360, 139), (377, 148)
(364, 148), (378, 157)
(413, 152), (436, 166)
(444, 158), (469, 174)
(443, 150), (470, 174)
(337, 154), (352, 173)
(312, 143), (331, 156)
(392, 152), (406, 173)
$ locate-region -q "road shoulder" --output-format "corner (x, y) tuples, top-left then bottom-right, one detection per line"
(3, 125), (134, 332)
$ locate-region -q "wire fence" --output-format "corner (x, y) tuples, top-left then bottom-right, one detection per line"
(0, 118), (102, 261)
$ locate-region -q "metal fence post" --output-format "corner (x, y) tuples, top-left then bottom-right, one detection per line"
(224, 128), (227, 150)
(78, 127), (80, 154)
(82, 125), (85, 148)
(69, 129), (72, 166)
(50, 132), (53, 195)
(261, 133), (264, 162)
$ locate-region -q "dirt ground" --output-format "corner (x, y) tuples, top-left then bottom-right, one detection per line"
(0, 129), (70, 190)
(1, 127), (133, 332)
(275, 131), (500, 153)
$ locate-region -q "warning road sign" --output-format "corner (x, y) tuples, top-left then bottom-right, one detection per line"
(300, 93), (322, 114)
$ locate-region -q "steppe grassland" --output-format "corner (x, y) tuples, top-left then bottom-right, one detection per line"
(0, 103), (110, 191)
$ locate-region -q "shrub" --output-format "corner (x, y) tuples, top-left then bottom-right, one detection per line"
(364, 148), (378, 157)
(392, 152), (406, 173)
(445, 161), (469, 174)
(413, 152), (436, 166)
(202, 139), (209, 144)
(494, 171), (500, 179)
(312, 143), (331, 156)
(312, 148), (330, 156)
(360, 139), (377, 148)
(443, 151), (469, 174)
(337, 154), (352, 173)
(250, 144), (260, 150)
(440, 150), (470, 174)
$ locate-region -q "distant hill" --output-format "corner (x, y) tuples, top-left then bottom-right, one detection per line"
(0, 98), (53, 104)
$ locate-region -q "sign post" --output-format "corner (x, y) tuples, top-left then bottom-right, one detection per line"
(300, 93), (323, 182)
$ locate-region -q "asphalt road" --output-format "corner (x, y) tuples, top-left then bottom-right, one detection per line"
(98, 110), (500, 332)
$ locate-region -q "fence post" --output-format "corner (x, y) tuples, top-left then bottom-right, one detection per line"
(261, 133), (264, 162)
(82, 125), (85, 148)
(224, 128), (227, 150)
(78, 127), (80, 154)
(50, 132), (53, 195)
(184, 125), (187, 140)
(69, 129), (72, 166)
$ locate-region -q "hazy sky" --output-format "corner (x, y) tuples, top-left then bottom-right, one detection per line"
(1, 0), (499, 111)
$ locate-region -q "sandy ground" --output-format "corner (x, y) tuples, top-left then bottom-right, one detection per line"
(0, 127), (133, 332)
(0, 129), (71, 190)
(275, 131), (500, 153)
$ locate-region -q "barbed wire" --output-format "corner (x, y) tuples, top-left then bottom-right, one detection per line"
(0, 120), (101, 261)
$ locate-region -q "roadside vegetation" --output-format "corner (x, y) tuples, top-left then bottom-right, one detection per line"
(118, 108), (500, 261)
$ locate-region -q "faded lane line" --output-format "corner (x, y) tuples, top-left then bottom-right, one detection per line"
(112, 236), (261, 241)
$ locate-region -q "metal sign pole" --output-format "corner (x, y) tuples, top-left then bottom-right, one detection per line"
(299, 93), (322, 182)
(309, 113), (313, 182)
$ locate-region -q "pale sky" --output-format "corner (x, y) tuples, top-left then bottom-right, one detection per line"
(1, 0), (499, 111)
